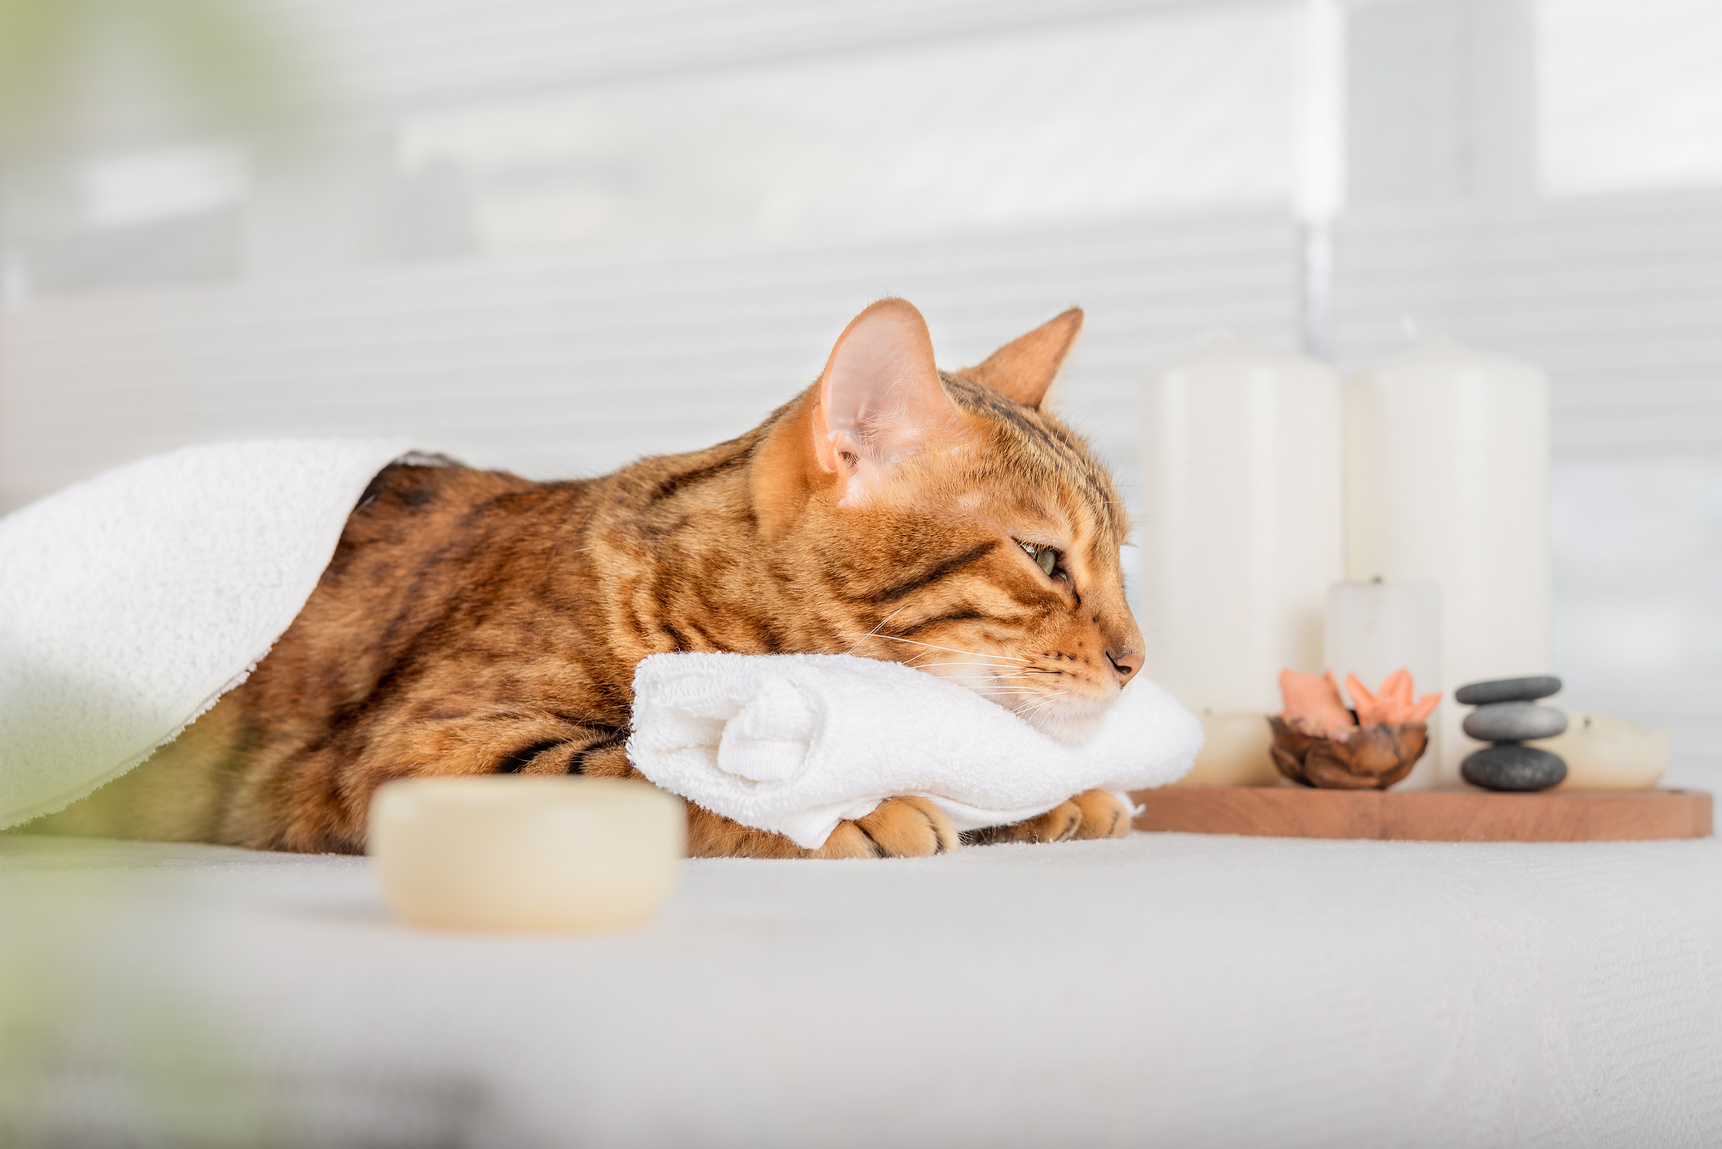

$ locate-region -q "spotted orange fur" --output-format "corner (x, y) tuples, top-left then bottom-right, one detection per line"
(39, 300), (1144, 857)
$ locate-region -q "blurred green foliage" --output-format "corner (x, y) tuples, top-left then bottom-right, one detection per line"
(0, 868), (291, 1147)
(0, 0), (303, 153)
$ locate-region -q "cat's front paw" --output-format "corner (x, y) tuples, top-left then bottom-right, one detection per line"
(965, 789), (1133, 845)
(813, 796), (957, 858)
(1070, 788), (1133, 839)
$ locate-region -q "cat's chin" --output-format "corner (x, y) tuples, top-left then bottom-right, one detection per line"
(1013, 696), (1114, 746)
(930, 671), (1118, 745)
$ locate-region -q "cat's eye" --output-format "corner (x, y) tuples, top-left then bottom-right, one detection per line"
(1018, 540), (1061, 578)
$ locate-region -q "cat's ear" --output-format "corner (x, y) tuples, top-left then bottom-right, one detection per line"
(957, 308), (1083, 410)
(811, 298), (959, 503)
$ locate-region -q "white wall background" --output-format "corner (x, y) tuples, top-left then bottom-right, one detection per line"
(2, 0), (1720, 783)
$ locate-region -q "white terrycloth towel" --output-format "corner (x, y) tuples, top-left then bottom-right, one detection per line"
(0, 439), (417, 829)
(629, 652), (1203, 848)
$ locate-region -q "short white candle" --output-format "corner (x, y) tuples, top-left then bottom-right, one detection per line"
(1177, 712), (1281, 787)
(369, 777), (685, 932)
(1347, 341), (1551, 786)
(1323, 579), (1443, 787)
(1140, 340), (1344, 728)
(1537, 712), (1670, 790)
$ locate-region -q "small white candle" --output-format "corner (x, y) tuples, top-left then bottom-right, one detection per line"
(1140, 339), (1344, 716)
(1324, 579), (1443, 788)
(1538, 712), (1670, 790)
(369, 777), (685, 932)
(1177, 712), (1280, 787)
(1346, 342), (1551, 786)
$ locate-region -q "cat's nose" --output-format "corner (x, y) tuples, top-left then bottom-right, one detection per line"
(1105, 648), (1142, 685)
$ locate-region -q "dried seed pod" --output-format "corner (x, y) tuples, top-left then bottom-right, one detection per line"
(1267, 717), (1428, 790)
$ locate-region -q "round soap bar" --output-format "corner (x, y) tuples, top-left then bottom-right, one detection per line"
(369, 777), (685, 932)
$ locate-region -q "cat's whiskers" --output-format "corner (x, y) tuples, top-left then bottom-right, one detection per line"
(914, 666), (1044, 693)
(844, 634), (1086, 722)
(936, 680), (1044, 694)
(843, 632), (1032, 665)
(910, 660), (1032, 678)
(844, 606), (912, 655)
(922, 666), (1069, 706)
(1013, 691), (1070, 720)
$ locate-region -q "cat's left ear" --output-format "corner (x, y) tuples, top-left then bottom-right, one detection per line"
(812, 298), (961, 504)
(957, 308), (1083, 410)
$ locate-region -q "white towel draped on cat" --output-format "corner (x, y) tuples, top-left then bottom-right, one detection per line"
(629, 652), (1203, 848)
(0, 439), (418, 829)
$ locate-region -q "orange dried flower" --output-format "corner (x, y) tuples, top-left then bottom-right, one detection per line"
(1277, 669), (1354, 737)
(1345, 670), (1440, 725)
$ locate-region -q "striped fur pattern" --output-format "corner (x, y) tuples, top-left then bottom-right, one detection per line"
(39, 301), (1146, 857)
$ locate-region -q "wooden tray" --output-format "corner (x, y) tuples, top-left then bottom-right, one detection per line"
(1129, 785), (1712, 842)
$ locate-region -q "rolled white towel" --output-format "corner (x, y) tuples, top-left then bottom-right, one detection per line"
(628, 652), (1204, 848)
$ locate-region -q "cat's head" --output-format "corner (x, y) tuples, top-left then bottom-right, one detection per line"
(757, 299), (1143, 744)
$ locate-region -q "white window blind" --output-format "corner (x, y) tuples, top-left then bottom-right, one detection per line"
(1332, 190), (1722, 457)
(0, 207), (1303, 512)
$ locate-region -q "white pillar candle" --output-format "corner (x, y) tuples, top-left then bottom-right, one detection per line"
(369, 777), (685, 932)
(1140, 341), (1345, 743)
(1540, 713), (1670, 791)
(1346, 342), (1551, 786)
(1323, 579), (1443, 788)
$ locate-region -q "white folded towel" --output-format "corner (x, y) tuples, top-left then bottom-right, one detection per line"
(629, 652), (1203, 848)
(0, 439), (416, 829)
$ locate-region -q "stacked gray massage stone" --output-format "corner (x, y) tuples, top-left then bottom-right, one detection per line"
(1456, 676), (1568, 791)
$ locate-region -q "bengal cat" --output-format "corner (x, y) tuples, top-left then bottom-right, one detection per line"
(39, 299), (1145, 858)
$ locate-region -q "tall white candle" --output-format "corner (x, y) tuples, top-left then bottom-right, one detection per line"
(1324, 579), (1443, 788)
(1346, 341), (1551, 786)
(1140, 340), (1344, 726)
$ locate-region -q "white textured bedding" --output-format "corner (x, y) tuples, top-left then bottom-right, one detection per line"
(3, 829), (1719, 1148)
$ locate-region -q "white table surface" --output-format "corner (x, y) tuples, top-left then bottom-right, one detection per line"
(3, 827), (1719, 1148)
